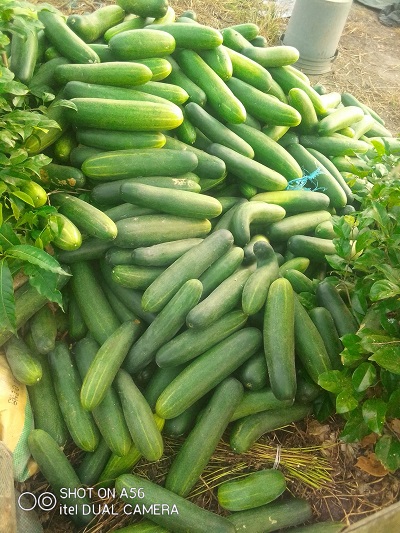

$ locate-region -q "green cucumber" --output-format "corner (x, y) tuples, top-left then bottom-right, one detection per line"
(225, 47), (273, 92)
(112, 264), (165, 289)
(226, 77), (301, 126)
(156, 310), (248, 367)
(230, 388), (293, 422)
(131, 238), (203, 267)
(70, 145), (103, 168)
(262, 124), (290, 140)
(80, 320), (143, 411)
(115, 215), (211, 248)
(124, 279), (203, 374)
(165, 56), (207, 106)
(146, 23), (222, 49)
(30, 304), (57, 355)
(131, 58), (172, 81)
(4, 336), (42, 385)
(230, 201), (286, 246)
(76, 128), (165, 151)
(293, 295), (332, 384)
(29, 56), (70, 94)
(280, 521), (344, 532)
(155, 328), (262, 419)
(77, 439), (111, 487)
(134, 81), (189, 104)
(39, 163), (86, 190)
(67, 5), (125, 43)
(230, 403), (312, 453)
(250, 190), (330, 215)
(287, 235), (336, 261)
(51, 192), (117, 241)
(309, 307), (343, 370)
(299, 134), (370, 156)
(68, 291), (88, 341)
(28, 429), (93, 525)
(141, 229), (233, 313)
(176, 49), (246, 124)
(9, 23), (38, 85)
(112, 520), (169, 532)
(116, 473), (235, 532)
(236, 352), (268, 391)
(198, 45), (233, 80)
(101, 283), (139, 323)
(222, 27), (252, 52)
(207, 143), (288, 191)
(316, 280), (359, 336)
(218, 469), (286, 511)
(283, 269), (315, 294)
(49, 341), (100, 452)
(279, 256), (310, 276)
(82, 148), (196, 181)
(115, 369), (163, 461)
(288, 87), (319, 134)
(318, 106), (365, 136)
(264, 278), (296, 401)
(242, 45), (299, 67)
(164, 399), (205, 438)
(64, 80), (173, 104)
(267, 210), (332, 243)
(165, 377), (243, 496)
(75, 336), (133, 457)
(53, 130), (78, 165)
(198, 246), (244, 297)
(104, 16), (147, 42)
(117, 0), (168, 19)
(224, 23), (259, 40)
(120, 182), (222, 219)
(314, 220), (336, 239)
(38, 10), (100, 64)
(109, 29), (175, 60)
(104, 204), (157, 222)
(56, 237), (112, 264)
(144, 365), (186, 411)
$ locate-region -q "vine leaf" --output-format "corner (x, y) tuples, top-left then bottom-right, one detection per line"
(0, 259), (16, 334)
(5, 244), (69, 276)
(24, 263), (63, 308)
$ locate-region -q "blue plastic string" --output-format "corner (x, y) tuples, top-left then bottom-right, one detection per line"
(286, 167), (326, 192)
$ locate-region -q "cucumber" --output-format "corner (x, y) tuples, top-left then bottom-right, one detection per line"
(116, 0), (168, 19)
(267, 210), (332, 243)
(115, 369), (163, 461)
(133, 58), (172, 81)
(124, 279), (203, 374)
(280, 522), (344, 533)
(39, 163), (86, 190)
(150, 5), (176, 24)
(185, 102), (254, 158)
(30, 304), (57, 355)
(198, 246), (244, 297)
(104, 15), (147, 42)
(109, 29), (175, 60)
(242, 241), (280, 315)
(309, 307), (343, 370)
(49, 341), (100, 452)
(314, 220), (336, 239)
(279, 257), (310, 276)
(53, 130), (78, 165)
(222, 27), (252, 52)
(77, 439), (111, 487)
(134, 81), (189, 104)
(283, 269), (315, 294)
(70, 261), (120, 344)
(287, 235), (337, 262)
(288, 87), (319, 134)
(147, 23), (222, 49)
(115, 215), (211, 248)
(56, 237), (112, 264)
(80, 320), (143, 411)
(9, 24), (38, 85)
(198, 45), (233, 80)
(250, 190), (330, 215)
(4, 336), (42, 385)
(225, 47), (273, 92)
(299, 134), (370, 156)
(70, 145), (103, 168)
(230, 403), (312, 453)
(236, 352), (269, 391)
(227, 498), (313, 533)
(37, 10), (100, 64)
(218, 468), (286, 511)
(155, 328), (262, 419)
(230, 201), (286, 246)
(316, 280), (359, 336)
(293, 296), (332, 384)
(67, 5), (125, 43)
(105, 204), (157, 223)
(114, 520), (169, 532)
(101, 283), (139, 323)
(116, 473), (236, 533)
(55, 62), (152, 87)
(224, 23), (259, 40)
(207, 143), (288, 191)
(120, 182), (222, 219)
(131, 238), (203, 267)
(75, 336), (133, 457)
(29, 56), (70, 94)
(68, 291), (88, 341)
(76, 128), (165, 151)
(165, 57), (207, 106)
(165, 377), (243, 496)
(67, 98), (183, 132)
(28, 429), (94, 525)
(230, 388), (294, 422)
(144, 365), (186, 411)
(318, 106), (365, 136)
(112, 264), (165, 289)
(226, 77), (301, 126)
(141, 229), (233, 313)
(82, 148), (196, 181)
(51, 192), (117, 241)
(242, 45), (300, 67)
(163, 399), (204, 438)
(176, 49), (246, 124)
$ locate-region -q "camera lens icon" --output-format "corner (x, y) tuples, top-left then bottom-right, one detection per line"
(18, 491), (57, 512)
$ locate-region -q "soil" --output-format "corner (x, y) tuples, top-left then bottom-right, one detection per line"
(20, 1), (400, 531)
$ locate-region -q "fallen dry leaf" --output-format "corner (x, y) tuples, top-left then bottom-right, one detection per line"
(355, 452), (389, 477)
(360, 433), (379, 448)
(389, 419), (400, 436)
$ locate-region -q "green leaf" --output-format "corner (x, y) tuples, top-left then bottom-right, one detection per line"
(362, 398), (387, 434)
(341, 347), (369, 368)
(24, 263), (63, 308)
(0, 222), (20, 250)
(313, 393), (335, 423)
(318, 370), (351, 394)
(10, 190), (35, 207)
(381, 369), (400, 396)
(5, 244), (69, 276)
(336, 388), (358, 413)
(369, 280), (400, 301)
(369, 345), (400, 375)
(387, 389), (400, 419)
(340, 408), (370, 442)
(355, 229), (376, 253)
(375, 435), (400, 472)
(376, 264), (400, 285)
(360, 333), (396, 353)
(352, 362), (377, 392)
(0, 259), (16, 334)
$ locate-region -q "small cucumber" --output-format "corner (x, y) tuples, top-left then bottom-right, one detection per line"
(134, 81), (189, 104)
(112, 264), (165, 290)
(67, 5), (125, 43)
(288, 87), (319, 134)
(30, 304), (57, 355)
(316, 280), (359, 336)
(318, 106), (365, 136)
(39, 163), (86, 190)
(165, 56), (207, 106)
(267, 210), (332, 243)
(4, 336), (42, 385)
(77, 439), (111, 487)
(242, 45), (299, 67)
(283, 269), (315, 294)
(198, 45), (233, 80)
(144, 365), (186, 411)
(309, 307), (343, 370)
(287, 235), (337, 262)
(55, 61), (152, 87)
(299, 133), (370, 157)
(251, 190), (330, 215)
(146, 23), (223, 50)
(230, 388), (294, 422)
(230, 201), (286, 246)
(225, 47), (273, 93)
(131, 238), (203, 267)
(56, 237), (112, 264)
(198, 245), (244, 297)
(236, 352), (269, 391)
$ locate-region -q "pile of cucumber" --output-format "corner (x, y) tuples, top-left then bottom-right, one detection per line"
(2, 0), (398, 530)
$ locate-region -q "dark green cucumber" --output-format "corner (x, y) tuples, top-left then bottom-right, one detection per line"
(53, 130), (78, 165)
(230, 403), (312, 453)
(156, 327), (262, 419)
(207, 143), (288, 191)
(236, 352), (269, 391)
(198, 45), (233, 80)
(67, 5), (125, 43)
(28, 429), (93, 525)
(198, 246), (244, 297)
(75, 336), (133, 457)
(68, 291), (88, 340)
(108, 28), (175, 60)
(144, 364), (186, 411)
(101, 283), (139, 323)
(227, 498), (313, 533)
(30, 304), (57, 355)
(226, 77), (301, 126)
(316, 280), (359, 336)
(185, 102), (254, 157)
(112, 264), (164, 290)
(141, 229), (233, 313)
(9, 23), (38, 84)
(165, 377), (243, 497)
(131, 238), (203, 267)
(264, 278), (296, 402)
(165, 56), (207, 106)
(230, 388), (294, 422)
(250, 190), (330, 215)
(124, 279), (203, 374)
(120, 182), (222, 219)
(76, 128), (165, 151)
(4, 336), (42, 385)
(227, 122), (302, 180)
(283, 269), (315, 294)
(156, 310), (248, 367)
(115, 215), (211, 248)
(230, 201), (286, 246)
(287, 235), (337, 262)
(114, 369), (163, 461)
(70, 261), (120, 344)
(80, 320), (143, 411)
(164, 399), (204, 438)
(116, 473), (236, 533)
(309, 307), (343, 370)
(70, 145), (103, 168)
(314, 220), (336, 239)
(39, 163), (86, 190)
(293, 295), (332, 384)
(104, 204), (157, 223)
(81, 148), (196, 181)
(49, 341), (100, 452)
(77, 439), (111, 487)
(267, 210), (332, 243)
(56, 237), (111, 264)
(218, 468), (286, 511)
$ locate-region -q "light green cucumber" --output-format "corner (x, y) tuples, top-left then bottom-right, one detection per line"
(4, 336), (42, 385)
(230, 388), (294, 422)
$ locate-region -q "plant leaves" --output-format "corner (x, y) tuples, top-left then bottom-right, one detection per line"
(369, 280), (400, 301)
(24, 263), (63, 308)
(362, 398), (387, 434)
(340, 408), (370, 443)
(313, 393), (335, 423)
(5, 244), (69, 276)
(369, 345), (400, 375)
(387, 390), (400, 419)
(374, 434), (400, 472)
(0, 259), (16, 334)
(318, 370), (351, 394)
(336, 388), (358, 414)
(352, 362), (377, 392)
